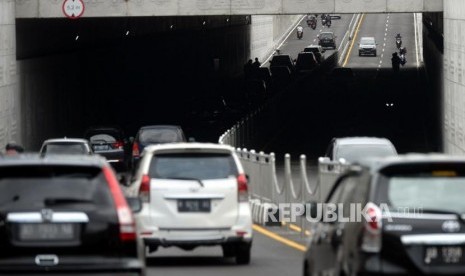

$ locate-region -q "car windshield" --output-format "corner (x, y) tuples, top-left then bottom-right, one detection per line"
(139, 128), (183, 144)
(43, 143), (88, 155)
(304, 48), (317, 53)
(0, 166), (113, 209)
(383, 176), (465, 214)
(89, 134), (116, 143)
(319, 33), (333, 39)
(335, 144), (396, 162)
(149, 153), (238, 180)
(361, 38), (375, 45)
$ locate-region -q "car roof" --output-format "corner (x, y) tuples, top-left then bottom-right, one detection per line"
(320, 32), (334, 35)
(139, 125), (182, 130)
(143, 142), (235, 154)
(85, 126), (123, 132)
(358, 153), (465, 173)
(43, 138), (90, 144)
(305, 45), (321, 48)
(0, 154), (107, 167)
(334, 137), (394, 146)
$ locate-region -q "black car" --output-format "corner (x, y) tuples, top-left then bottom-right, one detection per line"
(131, 125), (186, 170)
(269, 54), (296, 73)
(0, 154), (145, 275)
(295, 52), (318, 73)
(84, 126), (130, 172)
(318, 32), (337, 49)
(304, 154), (465, 276)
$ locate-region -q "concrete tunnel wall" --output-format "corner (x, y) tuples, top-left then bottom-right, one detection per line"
(0, 0), (20, 149)
(10, 13), (301, 150)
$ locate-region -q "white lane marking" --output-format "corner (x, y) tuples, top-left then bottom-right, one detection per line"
(383, 43), (386, 47)
(380, 60), (383, 64)
(382, 48), (385, 52)
(381, 53), (384, 58)
(385, 28), (388, 32)
(413, 13), (420, 68)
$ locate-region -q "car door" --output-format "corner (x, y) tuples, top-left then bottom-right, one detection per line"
(310, 177), (347, 274)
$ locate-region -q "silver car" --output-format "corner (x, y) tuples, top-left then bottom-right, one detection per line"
(358, 36), (378, 57)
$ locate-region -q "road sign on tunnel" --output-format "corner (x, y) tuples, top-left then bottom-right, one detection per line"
(62, 0), (85, 19)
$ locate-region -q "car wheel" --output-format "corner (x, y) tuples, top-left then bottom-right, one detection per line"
(235, 242), (251, 265)
(222, 244), (236, 258)
(358, 51), (361, 57)
(374, 51), (377, 57)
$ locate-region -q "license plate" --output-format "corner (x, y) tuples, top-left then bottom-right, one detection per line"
(178, 199), (211, 213)
(18, 223), (76, 241)
(424, 246), (465, 265)
(93, 145), (109, 151)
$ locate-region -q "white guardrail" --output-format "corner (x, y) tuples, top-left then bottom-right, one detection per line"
(219, 122), (351, 227)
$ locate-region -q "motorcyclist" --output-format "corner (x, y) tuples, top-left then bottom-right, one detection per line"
(307, 14), (317, 29)
(399, 47), (407, 65)
(395, 33), (402, 48)
(391, 52), (401, 72)
(399, 46), (407, 56)
(297, 25), (304, 38)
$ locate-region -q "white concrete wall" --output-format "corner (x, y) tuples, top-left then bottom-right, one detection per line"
(444, 0), (465, 154)
(0, 0), (21, 149)
(250, 15), (302, 62)
(16, 0), (443, 18)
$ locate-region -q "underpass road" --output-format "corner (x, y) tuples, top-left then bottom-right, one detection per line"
(266, 14), (355, 65)
(146, 229), (305, 276)
(346, 12), (418, 69)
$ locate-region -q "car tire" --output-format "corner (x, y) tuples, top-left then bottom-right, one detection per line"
(222, 244), (236, 258)
(235, 242), (251, 265)
(358, 51), (361, 57)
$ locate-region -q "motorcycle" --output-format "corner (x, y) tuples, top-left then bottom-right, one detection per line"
(322, 18), (327, 26)
(326, 19), (331, 27)
(307, 19), (317, 30)
(396, 37), (402, 49)
(399, 53), (406, 66)
(297, 29), (303, 39)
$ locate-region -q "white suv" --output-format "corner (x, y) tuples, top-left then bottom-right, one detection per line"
(129, 142), (253, 264)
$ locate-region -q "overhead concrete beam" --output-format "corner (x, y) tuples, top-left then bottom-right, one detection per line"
(16, 0), (443, 18)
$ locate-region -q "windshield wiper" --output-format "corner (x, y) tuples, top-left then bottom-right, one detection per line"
(165, 177), (204, 187)
(44, 198), (93, 206)
(420, 209), (465, 222)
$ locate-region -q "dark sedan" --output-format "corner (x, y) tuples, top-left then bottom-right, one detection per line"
(318, 32), (337, 49)
(304, 154), (465, 276)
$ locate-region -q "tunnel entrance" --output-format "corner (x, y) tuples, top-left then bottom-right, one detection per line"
(15, 12), (443, 157)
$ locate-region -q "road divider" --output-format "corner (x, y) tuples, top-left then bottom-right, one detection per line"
(341, 13), (365, 67)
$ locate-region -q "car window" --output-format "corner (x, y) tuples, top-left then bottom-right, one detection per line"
(382, 175), (465, 214)
(85, 129), (122, 140)
(149, 153), (238, 180)
(335, 144), (396, 162)
(320, 33), (333, 39)
(361, 38), (375, 45)
(43, 143), (88, 154)
(139, 128), (183, 144)
(0, 165), (113, 209)
(90, 134), (116, 143)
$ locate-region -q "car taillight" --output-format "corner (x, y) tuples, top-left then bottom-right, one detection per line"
(361, 202), (382, 253)
(112, 141), (124, 150)
(102, 166), (136, 242)
(139, 174), (151, 202)
(132, 142), (140, 157)
(237, 173), (248, 202)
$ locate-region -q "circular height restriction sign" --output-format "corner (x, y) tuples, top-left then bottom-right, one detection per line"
(62, 0), (85, 19)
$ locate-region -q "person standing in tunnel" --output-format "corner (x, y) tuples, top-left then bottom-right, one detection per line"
(4, 141), (24, 156)
(243, 59), (253, 79)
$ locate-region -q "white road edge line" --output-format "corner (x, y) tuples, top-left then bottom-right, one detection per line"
(413, 13), (420, 68)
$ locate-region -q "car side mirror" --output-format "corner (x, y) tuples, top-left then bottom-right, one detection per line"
(126, 197), (142, 213)
(118, 174), (130, 186)
(322, 50), (326, 53)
